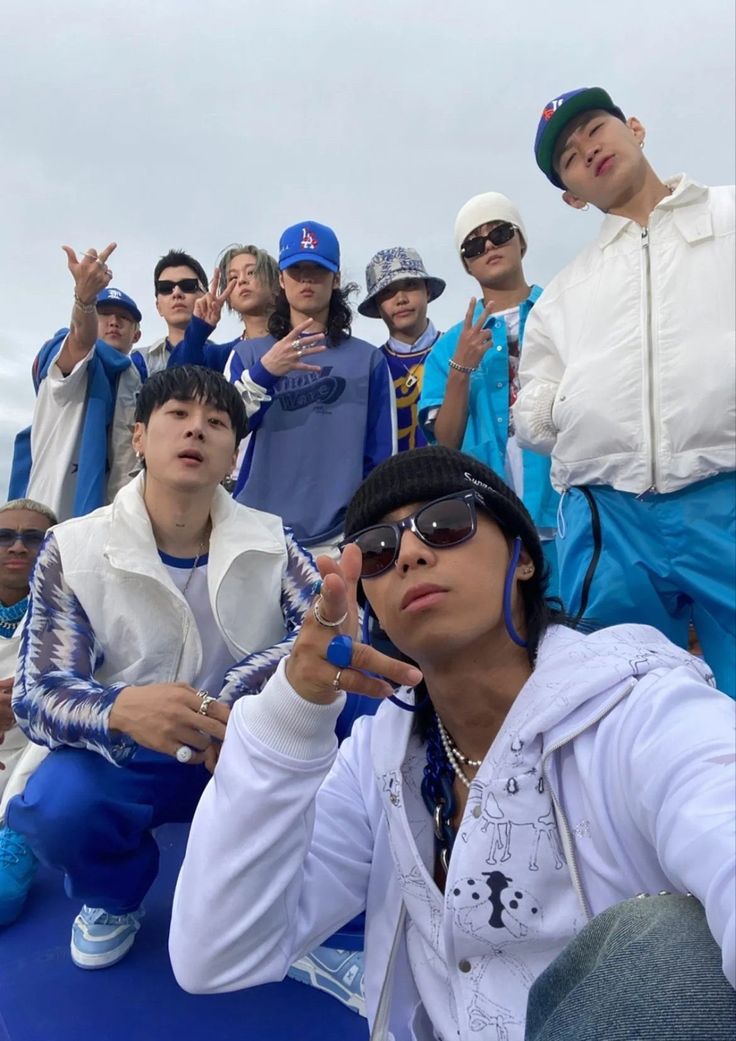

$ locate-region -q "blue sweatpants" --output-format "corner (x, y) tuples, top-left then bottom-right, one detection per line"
(556, 473), (736, 697)
(7, 746), (210, 913)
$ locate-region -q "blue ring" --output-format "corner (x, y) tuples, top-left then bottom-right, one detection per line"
(326, 634), (353, 669)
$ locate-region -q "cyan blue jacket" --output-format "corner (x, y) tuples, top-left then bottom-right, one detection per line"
(419, 288), (559, 531)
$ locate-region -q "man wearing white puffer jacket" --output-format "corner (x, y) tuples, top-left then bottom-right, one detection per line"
(515, 86), (735, 696)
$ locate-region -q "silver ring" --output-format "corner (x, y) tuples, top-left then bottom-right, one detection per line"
(198, 695), (216, 717)
(313, 597), (348, 628)
(332, 669), (343, 691)
(176, 745), (193, 764)
(291, 341), (302, 352)
(196, 689), (209, 700)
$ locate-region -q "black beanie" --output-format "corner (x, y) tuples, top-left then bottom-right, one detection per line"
(344, 446), (545, 577)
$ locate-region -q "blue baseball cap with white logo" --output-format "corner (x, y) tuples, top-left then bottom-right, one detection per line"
(96, 287), (142, 323)
(278, 220), (340, 273)
(534, 87), (625, 188)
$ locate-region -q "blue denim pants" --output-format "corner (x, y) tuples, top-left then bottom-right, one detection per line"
(526, 895), (735, 1040)
(556, 474), (736, 697)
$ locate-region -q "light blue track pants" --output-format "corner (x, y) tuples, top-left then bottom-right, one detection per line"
(556, 473), (736, 697)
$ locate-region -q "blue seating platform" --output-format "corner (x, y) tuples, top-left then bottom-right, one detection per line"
(0, 825), (368, 1040)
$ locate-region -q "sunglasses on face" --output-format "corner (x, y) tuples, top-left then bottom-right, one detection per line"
(460, 222), (517, 260)
(341, 491), (485, 579)
(155, 278), (202, 295)
(0, 529), (46, 550)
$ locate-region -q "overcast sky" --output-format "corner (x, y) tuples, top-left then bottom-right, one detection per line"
(1, 0), (734, 496)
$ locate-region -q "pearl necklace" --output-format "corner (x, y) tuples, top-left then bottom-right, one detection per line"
(436, 716), (482, 789)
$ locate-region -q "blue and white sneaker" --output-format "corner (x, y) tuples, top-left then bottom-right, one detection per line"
(71, 905), (144, 969)
(287, 946), (366, 1016)
(0, 826), (39, 925)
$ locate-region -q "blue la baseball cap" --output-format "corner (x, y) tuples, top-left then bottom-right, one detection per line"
(534, 87), (626, 189)
(278, 220), (340, 273)
(96, 287), (142, 323)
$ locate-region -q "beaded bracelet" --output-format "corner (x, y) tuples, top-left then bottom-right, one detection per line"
(73, 294), (97, 314)
(449, 358), (478, 374)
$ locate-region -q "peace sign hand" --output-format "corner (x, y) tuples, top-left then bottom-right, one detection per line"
(285, 544), (423, 705)
(193, 267), (235, 328)
(62, 242), (117, 305)
(452, 297), (496, 371)
(261, 319), (327, 378)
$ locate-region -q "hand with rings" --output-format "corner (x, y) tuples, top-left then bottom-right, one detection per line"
(285, 545), (423, 706)
(62, 241), (117, 306)
(108, 681), (230, 770)
(260, 318), (327, 378)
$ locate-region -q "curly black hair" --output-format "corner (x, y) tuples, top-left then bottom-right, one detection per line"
(267, 283), (359, 345)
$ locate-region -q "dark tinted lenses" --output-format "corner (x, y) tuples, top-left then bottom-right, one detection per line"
(351, 495), (477, 578)
(354, 526), (399, 578)
(414, 496), (475, 546)
(461, 222), (516, 259)
(156, 278), (201, 295)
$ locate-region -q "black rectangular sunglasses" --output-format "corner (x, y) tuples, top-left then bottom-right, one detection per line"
(460, 222), (517, 259)
(340, 490), (485, 579)
(155, 278), (202, 295)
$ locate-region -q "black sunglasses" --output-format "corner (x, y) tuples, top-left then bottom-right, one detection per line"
(0, 529), (46, 549)
(460, 222), (517, 260)
(341, 491), (484, 579)
(155, 278), (202, 295)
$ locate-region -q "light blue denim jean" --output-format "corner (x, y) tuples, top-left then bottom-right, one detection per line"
(525, 895), (735, 1040)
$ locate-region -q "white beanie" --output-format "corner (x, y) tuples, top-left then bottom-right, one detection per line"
(454, 192), (528, 255)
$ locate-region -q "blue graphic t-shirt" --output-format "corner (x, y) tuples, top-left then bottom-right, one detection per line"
(228, 334), (395, 545)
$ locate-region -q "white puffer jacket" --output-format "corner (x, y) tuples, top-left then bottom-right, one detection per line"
(514, 176), (735, 493)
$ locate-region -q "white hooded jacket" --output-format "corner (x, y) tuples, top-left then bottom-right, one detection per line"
(170, 624), (735, 1040)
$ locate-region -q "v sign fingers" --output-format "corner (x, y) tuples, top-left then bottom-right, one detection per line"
(452, 296), (495, 371)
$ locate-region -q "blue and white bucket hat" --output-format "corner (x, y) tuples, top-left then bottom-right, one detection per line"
(358, 247), (445, 319)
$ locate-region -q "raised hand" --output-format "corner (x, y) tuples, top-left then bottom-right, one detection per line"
(451, 297), (496, 371)
(62, 242), (117, 305)
(108, 681), (230, 764)
(260, 318), (327, 377)
(285, 544), (423, 705)
(193, 267), (235, 328)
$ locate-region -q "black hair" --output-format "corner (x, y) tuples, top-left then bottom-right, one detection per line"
(134, 365), (248, 445)
(154, 250), (208, 290)
(268, 283), (359, 344)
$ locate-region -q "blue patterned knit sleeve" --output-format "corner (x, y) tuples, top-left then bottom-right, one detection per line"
(11, 533), (135, 765)
(219, 529), (318, 703)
